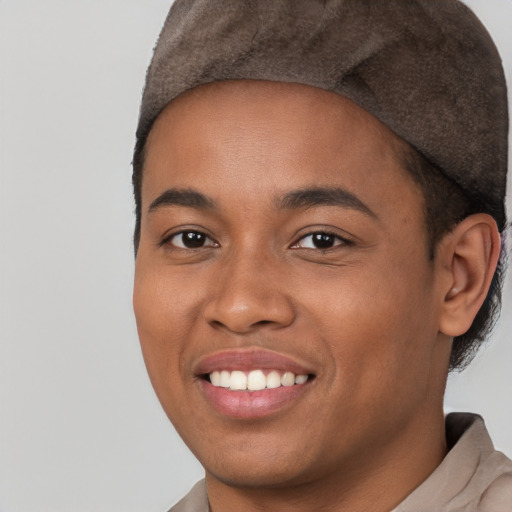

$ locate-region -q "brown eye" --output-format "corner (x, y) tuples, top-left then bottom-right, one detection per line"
(168, 231), (218, 249)
(310, 233), (336, 249)
(293, 231), (350, 250)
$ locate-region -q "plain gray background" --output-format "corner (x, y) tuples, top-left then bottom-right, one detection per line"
(0, 1), (511, 510)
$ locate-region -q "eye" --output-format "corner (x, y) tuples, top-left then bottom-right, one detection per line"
(292, 231), (351, 250)
(166, 230), (218, 249)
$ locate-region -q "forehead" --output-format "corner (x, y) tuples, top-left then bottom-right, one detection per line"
(147, 80), (406, 159)
(142, 80), (424, 224)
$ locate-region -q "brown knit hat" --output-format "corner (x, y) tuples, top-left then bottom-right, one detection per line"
(135, 0), (508, 229)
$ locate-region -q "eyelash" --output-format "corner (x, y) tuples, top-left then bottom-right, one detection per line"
(291, 231), (353, 250)
(161, 230), (219, 250)
(161, 229), (353, 251)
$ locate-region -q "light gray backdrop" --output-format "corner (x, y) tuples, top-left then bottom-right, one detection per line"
(0, 1), (511, 511)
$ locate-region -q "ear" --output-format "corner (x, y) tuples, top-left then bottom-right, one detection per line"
(438, 214), (501, 337)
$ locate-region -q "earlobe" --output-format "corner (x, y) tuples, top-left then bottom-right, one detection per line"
(438, 214), (501, 337)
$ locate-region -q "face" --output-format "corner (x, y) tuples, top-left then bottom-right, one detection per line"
(134, 81), (451, 490)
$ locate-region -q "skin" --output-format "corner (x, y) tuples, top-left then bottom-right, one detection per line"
(133, 80), (500, 512)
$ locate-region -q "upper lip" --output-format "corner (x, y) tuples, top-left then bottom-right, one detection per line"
(193, 347), (315, 376)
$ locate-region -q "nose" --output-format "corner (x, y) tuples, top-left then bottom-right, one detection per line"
(203, 250), (296, 334)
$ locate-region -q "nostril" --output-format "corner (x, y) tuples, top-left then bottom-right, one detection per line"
(203, 282), (296, 333)
(208, 317), (287, 333)
(210, 320), (224, 329)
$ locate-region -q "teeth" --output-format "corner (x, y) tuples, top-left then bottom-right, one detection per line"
(210, 371), (221, 386)
(209, 369), (309, 391)
(266, 370), (282, 389)
(281, 372), (295, 387)
(247, 370), (266, 391)
(295, 374), (308, 385)
(230, 371), (247, 390)
(219, 370), (231, 388)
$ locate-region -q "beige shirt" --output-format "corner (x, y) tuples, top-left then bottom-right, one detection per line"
(169, 413), (512, 512)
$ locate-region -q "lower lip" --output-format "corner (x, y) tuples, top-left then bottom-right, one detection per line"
(199, 380), (311, 419)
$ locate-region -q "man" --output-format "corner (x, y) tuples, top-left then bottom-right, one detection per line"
(132, 1), (512, 510)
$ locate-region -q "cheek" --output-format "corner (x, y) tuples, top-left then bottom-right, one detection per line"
(306, 249), (438, 395)
(133, 262), (198, 389)
(134, 252), (207, 329)
(133, 263), (212, 437)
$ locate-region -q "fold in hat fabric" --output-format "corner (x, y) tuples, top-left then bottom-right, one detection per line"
(136, 0), (508, 228)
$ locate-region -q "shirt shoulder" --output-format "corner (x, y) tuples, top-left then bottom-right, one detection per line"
(477, 469), (512, 511)
(167, 480), (208, 512)
(393, 413), (512, 512)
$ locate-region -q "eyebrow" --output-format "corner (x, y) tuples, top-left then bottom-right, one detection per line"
(148, 188), (216, 213)
(148, 185), (376, 218)
(277, 187), (377, 218)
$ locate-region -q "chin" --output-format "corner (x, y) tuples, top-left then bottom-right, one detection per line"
(189, 429), (327, 490)
(204, 459), (313, 490)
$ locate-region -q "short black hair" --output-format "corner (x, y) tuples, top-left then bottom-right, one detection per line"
(402, 147), (506, 370)
(132, 139), (506, 371)
(132, 136), (145, 253)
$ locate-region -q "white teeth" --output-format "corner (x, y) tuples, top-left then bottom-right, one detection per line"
(295, 374), (308, 385)
(266, 370), (282, 389)
(209, 369), (310, 390)
(229, 371), (247, 390)
(281, 372), (295, 387)
(210, 371), (221, 386)
(247, 370), (266, 391)
(219, 370), (231, 388)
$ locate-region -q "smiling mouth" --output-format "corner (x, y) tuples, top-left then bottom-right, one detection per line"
(204, 369), (312, 391)
(195, 348), (316, 418)
(199, 370), (315, 419)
